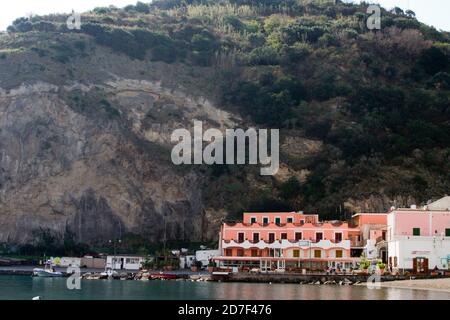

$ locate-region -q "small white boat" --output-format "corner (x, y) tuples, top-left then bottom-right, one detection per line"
(33, 262), (63, 277)
(100, 267), (118, 279)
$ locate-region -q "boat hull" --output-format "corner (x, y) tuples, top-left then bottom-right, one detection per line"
(33, 269), (63, 277)
(150, 274), (178, 280)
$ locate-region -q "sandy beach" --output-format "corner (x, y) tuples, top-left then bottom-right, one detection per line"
(380, 278), (450, 293)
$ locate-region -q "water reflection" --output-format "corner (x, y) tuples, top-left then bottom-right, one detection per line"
(1, 276), (449, 300)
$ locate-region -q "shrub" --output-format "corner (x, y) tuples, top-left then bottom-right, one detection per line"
(360, 259), (371, 270)
(191, 33), (216, 52)
(392, 17), (420, 29)
(280, 42), (311, 63)
(419, 46), (449, 75)
(9, 19), (33, 32)
(281, 23), (328, 44)
(151, 45), (177, 63)
(223, 15), (245, 31)
(246, 46), (280, 65)
(279, 177), (301, 200)
(428, 72), (450, 89)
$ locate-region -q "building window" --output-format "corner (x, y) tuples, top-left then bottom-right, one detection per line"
(413, 228), (421, 236)
(238, 233), (244, 243)
(314, 250), (321, 258)
(293, 250), (300, 258)
(300, 220), (305, 225)
(336, 250), (343, 258)
(263, 217), (269, 225)
(287, 217), (293, 223)
(446, 229), (450, 237)
(225, 249), (232, 256)
(275, 217), (281, 225)
(251, 249), (258, 257)
(295, 232), (302, 241)
(237, 249), (244, 257)
(281, 233), (287, 240)
(126, 258), (140, 264)
(335, 233), (342, 242)
(316, 232), (323, 242)
(250, 217), (257, 224)
(253, 233), (260, 242)
(269, 233), (275, 243)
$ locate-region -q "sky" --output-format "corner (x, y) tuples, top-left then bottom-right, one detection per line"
(353, 0), (450, 31)
(0, 0), (448, 32)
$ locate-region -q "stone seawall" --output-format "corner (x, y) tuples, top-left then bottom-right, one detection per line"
(211, 273), (437, 284)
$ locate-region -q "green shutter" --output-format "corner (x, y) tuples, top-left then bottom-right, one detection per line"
(413, 228), (420, 236)
(446, 229), (450, 237)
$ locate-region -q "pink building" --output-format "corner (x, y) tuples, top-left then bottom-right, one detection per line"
(215, 211), (367, 272)
(212, 197), (450, 273)
(351, 213), (388, 261)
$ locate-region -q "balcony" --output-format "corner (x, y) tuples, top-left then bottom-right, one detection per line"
(350, 239), (366, 248)
(222, 239), (351, 250)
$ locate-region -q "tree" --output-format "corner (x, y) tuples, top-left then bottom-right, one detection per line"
(405, 10), (416, 18)
(135, 2), (151, 13)
(391, 7), (404, 15)
(280, 177), (301, 200)
(419, 47), (449, 75)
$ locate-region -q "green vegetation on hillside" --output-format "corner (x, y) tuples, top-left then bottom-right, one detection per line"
(4, 0), (450, 219)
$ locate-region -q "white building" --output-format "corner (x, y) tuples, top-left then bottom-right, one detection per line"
(179, 255), (195, 269)
(106, 255), (145, 270)
(388, 235), (450, 271)
(387, 204), (450, 272)
(195, 250), (220, 268)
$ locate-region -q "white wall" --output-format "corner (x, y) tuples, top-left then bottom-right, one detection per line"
(388, 236), (450, 270)
(195, 250), (220, 267)
(365, 240), (378, 259)
(180, 255), (195, 269)
(106, 256), (144, 270)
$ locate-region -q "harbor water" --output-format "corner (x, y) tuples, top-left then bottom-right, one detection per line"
(0, 275), (450, 300)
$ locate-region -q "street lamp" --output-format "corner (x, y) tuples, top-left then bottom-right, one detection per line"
(109, 239), (122, 270)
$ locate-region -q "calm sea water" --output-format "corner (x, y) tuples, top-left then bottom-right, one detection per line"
(0, 276), (449, 300)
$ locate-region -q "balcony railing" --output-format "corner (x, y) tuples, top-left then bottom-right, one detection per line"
(224, 221), (349, 228)
(222, 239), (351, 250)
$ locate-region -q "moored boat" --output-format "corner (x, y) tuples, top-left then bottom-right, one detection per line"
(100, 267), (119, 279)
(150, 273), (178, 280)
(33, 262), (63, 277)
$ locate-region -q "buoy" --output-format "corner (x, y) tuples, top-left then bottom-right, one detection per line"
(32, 296), (41, 300)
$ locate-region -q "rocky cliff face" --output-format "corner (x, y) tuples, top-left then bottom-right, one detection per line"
(0, 40), (241, 244)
